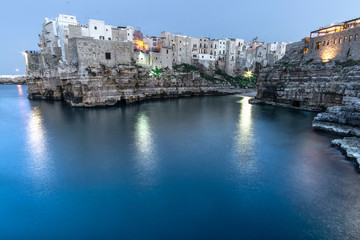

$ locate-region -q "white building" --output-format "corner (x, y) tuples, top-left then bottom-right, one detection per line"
(42, 14), (135, 61)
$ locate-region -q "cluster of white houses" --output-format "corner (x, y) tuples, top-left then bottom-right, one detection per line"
(31, 14), (289, 75)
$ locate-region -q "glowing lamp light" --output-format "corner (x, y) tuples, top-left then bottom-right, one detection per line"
(15, 68), (19, 72)
(244, 70), (253, 78)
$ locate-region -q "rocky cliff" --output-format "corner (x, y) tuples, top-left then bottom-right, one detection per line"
(251, 61), (360, 111)
(27, 64), (248, 107)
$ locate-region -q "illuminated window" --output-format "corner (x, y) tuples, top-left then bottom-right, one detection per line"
(355, 34), (359, 41)
(349, 35), (353, 41)
(315, 42), (321, 50)
(303, 47), (309, 54)
(338, 37), (342, 43)
(105, 52), (111, 60)
(334, 38), (337, 44)
(344, 36), (348, 42)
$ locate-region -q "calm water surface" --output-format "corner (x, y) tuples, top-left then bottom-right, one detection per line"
(1, 85), (360, 239)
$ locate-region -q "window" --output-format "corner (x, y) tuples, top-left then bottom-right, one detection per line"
(315, 42), (321, 50)
(334, 38), (337, 44)
(214, 51), (216, 56)
(193, 44), (197, 48)
(108, 37), (111, 40)
(99, 36), (104, 40)
(166, 50), (169, 54)
(323, 41), (326, 46)
(338, 37), (342, 43)
(349, 35), (353, 41)
(105, 52), (111, 60)
(327, 40), (329, 45)
(193, 55), (197, 57)
(202, 56), (204, 58)
(303, 48), (308, 54)
(180, 48), (182, 51)
(344, 36), (348, 42)
(93, 53), (96, 60)
(355, 34), (359, 41)
(94, 26), (97, 30)
(106, 29), (108, 31)
(200, 43), (202, 48)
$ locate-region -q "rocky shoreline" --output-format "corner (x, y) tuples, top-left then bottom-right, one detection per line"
(0, 75), (26, 85)
(311, 102), (360, 169)
(331, 137), (360, 169)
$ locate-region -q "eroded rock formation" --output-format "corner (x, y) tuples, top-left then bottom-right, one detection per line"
(27, 64), (244, 107)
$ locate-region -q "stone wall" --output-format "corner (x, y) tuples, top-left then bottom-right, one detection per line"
(305, 27), (360, 62)
(67, 38), (134, 74)
(26, 52), (42, 72)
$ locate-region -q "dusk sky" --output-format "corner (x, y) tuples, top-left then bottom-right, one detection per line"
(2, 0), (360, 75)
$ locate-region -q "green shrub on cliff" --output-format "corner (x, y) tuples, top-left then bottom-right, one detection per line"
(149, 66), (165, 77)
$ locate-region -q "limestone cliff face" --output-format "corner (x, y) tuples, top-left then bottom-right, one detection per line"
(27, 65), (236, 107)
(252, 62), (360, 111)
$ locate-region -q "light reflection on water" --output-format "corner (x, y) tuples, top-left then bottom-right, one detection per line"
(134, 112), (158, 184)
(232, 97), (257, 175)
(17, 85), (23, 96)
(26, 106), (51, 183)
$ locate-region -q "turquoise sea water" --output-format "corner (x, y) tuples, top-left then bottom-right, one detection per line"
(1, 85), (360, 239)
